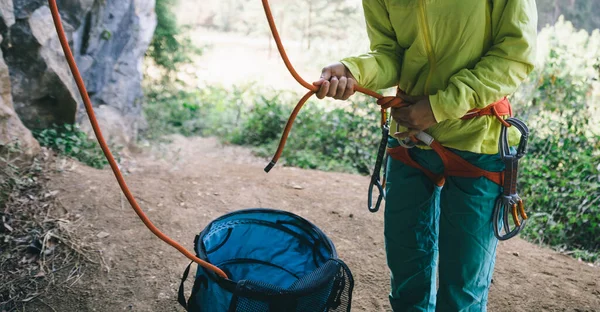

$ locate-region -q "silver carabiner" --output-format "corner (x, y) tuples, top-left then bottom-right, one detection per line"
(368, 124), (389, 213)
(493, 194), (528, 241)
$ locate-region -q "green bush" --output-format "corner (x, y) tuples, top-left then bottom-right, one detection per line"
(142, 83), (382, 174)
(512, 18), (600, 261)
(142, 84), (253, 140)
(32, 124), (114, 169)
(230, 94), (381, 174)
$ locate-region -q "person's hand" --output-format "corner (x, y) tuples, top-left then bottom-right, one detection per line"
(391, 94), (438, 138)
(313, 63), (356, 100)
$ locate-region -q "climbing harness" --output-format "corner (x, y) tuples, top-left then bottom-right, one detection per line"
(386, 97), (512, 188)
(385, 96), (530, 240)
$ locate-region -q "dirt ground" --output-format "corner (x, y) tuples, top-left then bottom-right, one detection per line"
(25, 135), (600, 312)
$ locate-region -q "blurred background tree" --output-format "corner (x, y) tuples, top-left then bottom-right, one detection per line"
(537, 0), (600, 32)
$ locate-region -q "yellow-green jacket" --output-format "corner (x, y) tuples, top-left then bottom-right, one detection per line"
(341, 0), (537, 154)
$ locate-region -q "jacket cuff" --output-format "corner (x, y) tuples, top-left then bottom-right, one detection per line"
(340, 59), (362, 86)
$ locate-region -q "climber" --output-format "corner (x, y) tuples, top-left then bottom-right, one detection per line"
(314, 1), (537, 311)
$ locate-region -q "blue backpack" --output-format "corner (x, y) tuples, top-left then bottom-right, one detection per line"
(178, 209), (354, 312)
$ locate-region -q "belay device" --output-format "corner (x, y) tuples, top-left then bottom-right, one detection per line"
(178, 209), (353, 311)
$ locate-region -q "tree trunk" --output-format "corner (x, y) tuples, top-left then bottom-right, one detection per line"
(307, 1), (312, 50)
(553, 0), (561, 23)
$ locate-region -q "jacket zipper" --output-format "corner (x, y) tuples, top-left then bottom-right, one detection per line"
(418, 0), (436, 94)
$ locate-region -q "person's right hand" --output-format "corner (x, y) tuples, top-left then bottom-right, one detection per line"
(313, 62), (356, 100)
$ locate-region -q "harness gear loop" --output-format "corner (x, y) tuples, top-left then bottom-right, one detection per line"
(48, 0), (228, 279)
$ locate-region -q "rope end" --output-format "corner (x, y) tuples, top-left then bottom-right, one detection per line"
(264, 161), (276, 173)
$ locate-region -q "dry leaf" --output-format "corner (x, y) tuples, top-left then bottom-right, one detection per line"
(34, 271), (46, 278)
(2, 222), (13, 232)
(44, 190), (59, 198)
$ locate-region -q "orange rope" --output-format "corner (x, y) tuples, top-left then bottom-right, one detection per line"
(47, 0), (228, 279)
(260, 0), (405, 171)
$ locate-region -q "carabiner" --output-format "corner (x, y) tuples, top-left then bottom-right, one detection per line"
(368, 124), (389, 213)
(493, 195), (527, 240)
(396, 122), (417, 148)
(368, 179), (385, 213)
(500, 118), (529, 160)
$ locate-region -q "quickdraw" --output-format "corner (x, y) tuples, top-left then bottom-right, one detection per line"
(494, 118), (529, 240)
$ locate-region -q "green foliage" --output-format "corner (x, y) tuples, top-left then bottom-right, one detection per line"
(230, 94), (381, 174)
(511, 19), (600, 261)
(142, 83), (252, 140)
(147, 0), (201, 72)
(101, 29), (112, 40)
(537, 0), (600, 32)
(143, 83), (381, 174)
(32, 124), (113, 169)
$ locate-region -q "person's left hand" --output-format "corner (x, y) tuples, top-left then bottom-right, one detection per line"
(391, 94), (438, 138)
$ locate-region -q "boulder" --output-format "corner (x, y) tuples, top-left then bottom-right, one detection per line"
(0, 33), (40, 159)
(0, 0), (156, 146)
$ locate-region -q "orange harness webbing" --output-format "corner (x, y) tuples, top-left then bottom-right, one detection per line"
(387, 98), (511, 187)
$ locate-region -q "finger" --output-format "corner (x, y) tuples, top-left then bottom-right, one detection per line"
(316, 80), (330, 99)
(397, 93), (426, 104)
(390, 115), (413, 129)
(313, 67), (332, 86)
(327, 77), (339, 97)
(313, 78), (325, 86)
(396, 120), (415, 130)
(391, 107), (411, 123)
(341, 78), (356, 100)
(392, 113), (416, 129)
(394, 129), (420, 138)
(397, 93), (416, 103)
(320, 67), (332, 81)
(334, 76), (347, 99)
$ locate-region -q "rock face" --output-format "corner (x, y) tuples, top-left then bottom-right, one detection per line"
(0, 0), (156, 145)
(0, 33), (40, 158)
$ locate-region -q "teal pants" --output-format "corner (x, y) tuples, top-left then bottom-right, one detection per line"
(384, 138), (504, 312)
